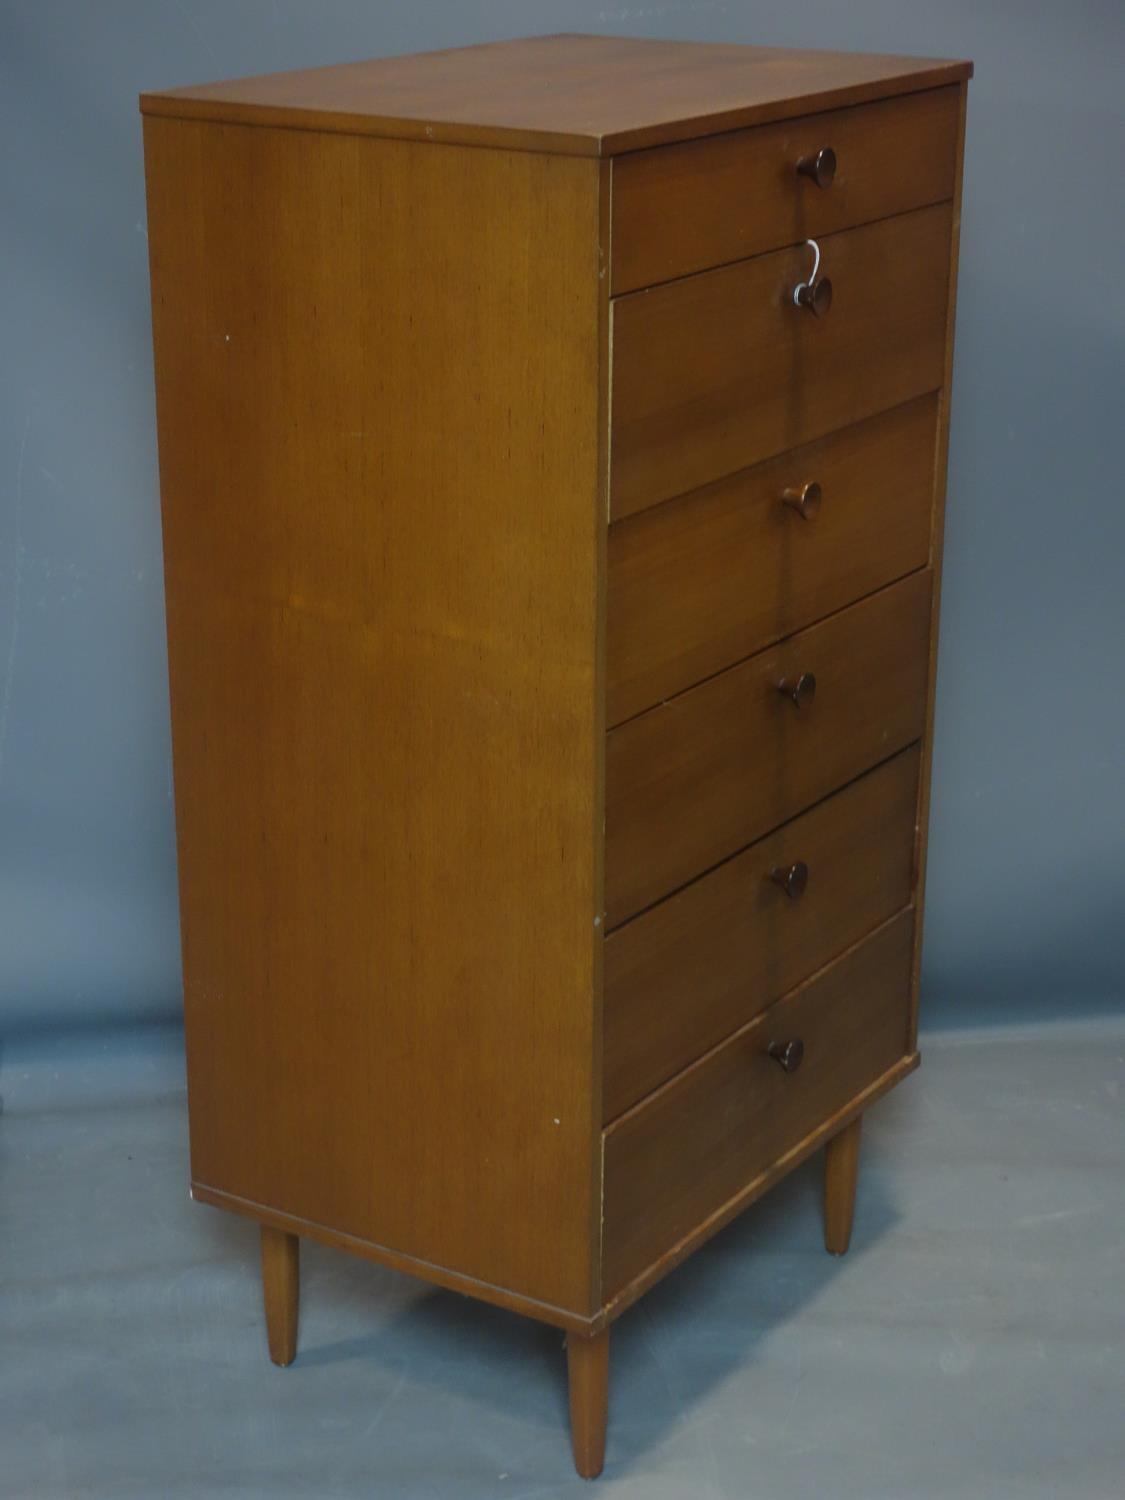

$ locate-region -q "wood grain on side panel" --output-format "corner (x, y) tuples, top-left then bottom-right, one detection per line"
(144, 117), (604, 1315)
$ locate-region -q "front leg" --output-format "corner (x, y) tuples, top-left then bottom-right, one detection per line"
(260, 1225), (300, 1365)
(566, 1327), (609, 1479)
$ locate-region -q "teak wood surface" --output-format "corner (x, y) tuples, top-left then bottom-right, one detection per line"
(142, 35), (971, 1475)
(260, 1226), (299, 1366)
(567, 1330), (610, 1479)
(603, 910), (916, 1295)
(610, 203), (953, 517)
(611, 85), (959, 292)
(606, 394), (938, 725)
(141, 33), (971, 157)
(145, 117), (606, 1320)
(602, 1050), (921, 1325)
(603, 748), (920, 1121)
(605, 570), (933, 926)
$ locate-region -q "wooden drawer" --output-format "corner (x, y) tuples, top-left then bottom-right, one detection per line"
(610, 202), (952, 519)
(605, 569), (931, 926)
(603, 908), (915, 1297)
(604, 747), (919, 1121)
(607, 395), (937, 726)
(611, 86), (959, 294)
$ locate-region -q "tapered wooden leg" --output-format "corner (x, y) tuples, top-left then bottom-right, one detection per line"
(824, 1114), (863, 1255)
(260, 1225), (299, 1365)
(566, 1328), (609, 1479)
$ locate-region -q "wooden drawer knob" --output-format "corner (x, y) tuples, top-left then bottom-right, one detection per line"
(770, 860), (809, 899)
(781, 480), (822, 519)
(767, 1038), (805, 1073)
(796, 147), (837, 188)
(777, 671), (816, 708)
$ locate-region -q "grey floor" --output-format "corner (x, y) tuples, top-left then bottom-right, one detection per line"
(2, 1017), (1123, 1499)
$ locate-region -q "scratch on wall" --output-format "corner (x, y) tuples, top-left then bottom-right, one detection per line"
(0, 411), (30, 787)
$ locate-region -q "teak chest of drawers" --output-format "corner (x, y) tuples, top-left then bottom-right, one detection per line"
(142, 34), (971, 1479)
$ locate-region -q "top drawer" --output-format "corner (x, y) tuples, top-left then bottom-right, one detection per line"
(611, 87), (959, 294)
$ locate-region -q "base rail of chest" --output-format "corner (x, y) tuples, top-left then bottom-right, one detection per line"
(189, 1180), (598, 1333)
(192, 1046), (917, 1336)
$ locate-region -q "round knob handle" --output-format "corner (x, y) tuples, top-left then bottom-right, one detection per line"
(794, 277), (833, 317)
(768, 1038), (805, 1073)
(778, 672), (816, 708)
(796, 147), (837, 188)
(781, 480), (822, 520)
(770, 860), (809, 899)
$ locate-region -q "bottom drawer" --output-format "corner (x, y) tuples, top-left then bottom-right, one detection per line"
(602, 909), (915, 1298)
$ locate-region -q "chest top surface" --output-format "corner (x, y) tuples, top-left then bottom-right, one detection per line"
(139, 32), (971, 157)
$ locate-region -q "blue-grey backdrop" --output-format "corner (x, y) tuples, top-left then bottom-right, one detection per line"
(2, 0), (1123, 1038)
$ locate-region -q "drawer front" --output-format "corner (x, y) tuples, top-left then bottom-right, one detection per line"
(607, 395), (937, 727)
(603, 909), (915, 1297)
(604, 747), (919, 1121)
(610, 203), (952, 520)
(611, 86), (959, 294)
(605, 569), (931, 926)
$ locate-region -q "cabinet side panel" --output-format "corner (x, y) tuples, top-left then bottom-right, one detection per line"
(144, 118), (603, 1315)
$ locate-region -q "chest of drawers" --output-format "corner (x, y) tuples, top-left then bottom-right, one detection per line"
(142, 34), (970, 1479)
